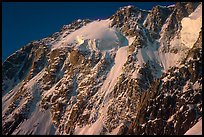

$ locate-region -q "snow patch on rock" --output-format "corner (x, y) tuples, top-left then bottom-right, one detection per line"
(180, 3), (202, 48)
(74, 117), (104, 135)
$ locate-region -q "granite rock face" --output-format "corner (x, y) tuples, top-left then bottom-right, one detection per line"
(2, 2), (202, 135)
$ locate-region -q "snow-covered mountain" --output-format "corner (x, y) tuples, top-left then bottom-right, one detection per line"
(2, 2), (202, 135)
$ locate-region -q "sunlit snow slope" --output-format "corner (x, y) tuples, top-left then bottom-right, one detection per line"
(2, 2), (202, 135)
(52, 19), (128, 51)
(184, 118), (202, 135)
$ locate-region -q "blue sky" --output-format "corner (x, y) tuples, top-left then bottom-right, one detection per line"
(2, 2), (175, 61)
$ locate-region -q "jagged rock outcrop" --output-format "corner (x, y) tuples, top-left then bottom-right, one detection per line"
(2, 2), (202, 135)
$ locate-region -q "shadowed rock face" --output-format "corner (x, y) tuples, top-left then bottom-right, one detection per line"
(2, 2), (202, 135)
(126, 55), (202, 135)
(144, 5), (172, 39)
(2, 43), (34, 94)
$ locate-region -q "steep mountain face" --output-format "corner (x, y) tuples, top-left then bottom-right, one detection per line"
(2, 2), (202, 135)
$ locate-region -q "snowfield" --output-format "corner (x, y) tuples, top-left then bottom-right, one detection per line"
(52, 19), (128, 52)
